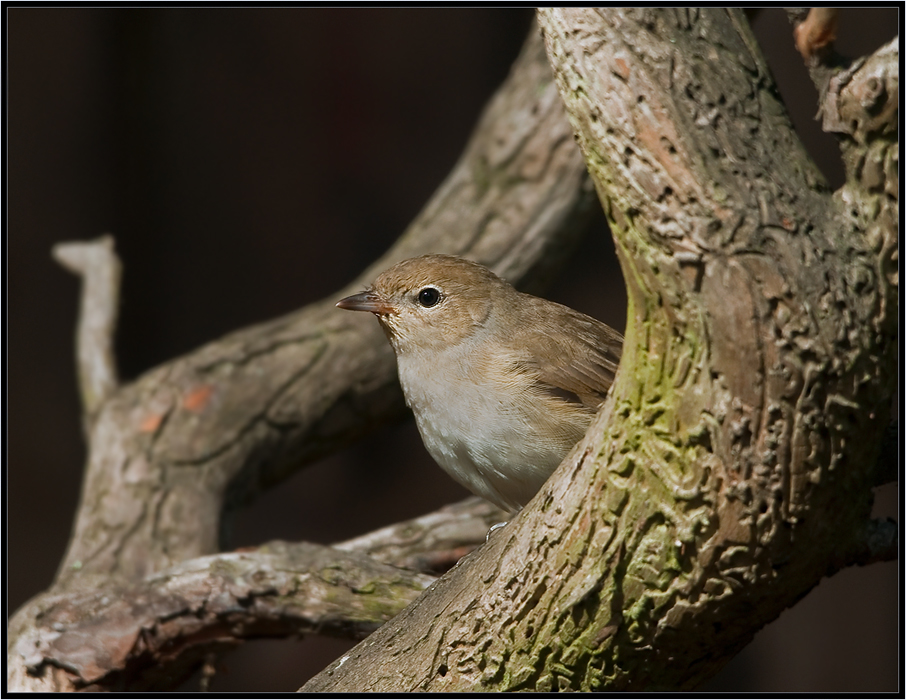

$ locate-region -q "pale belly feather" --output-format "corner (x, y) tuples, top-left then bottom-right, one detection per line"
(397, 349), (584, 512)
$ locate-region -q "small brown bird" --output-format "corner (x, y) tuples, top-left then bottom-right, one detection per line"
(337, 254), (623, 512)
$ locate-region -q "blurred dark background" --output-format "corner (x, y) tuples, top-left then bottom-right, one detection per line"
(7, 7), (898, 692)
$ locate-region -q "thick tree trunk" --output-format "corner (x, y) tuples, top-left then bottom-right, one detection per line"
(301, 8), (897, 692)
(8, 9), (896, 693)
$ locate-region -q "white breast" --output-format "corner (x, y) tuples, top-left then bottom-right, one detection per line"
(395, 345), (582, 512)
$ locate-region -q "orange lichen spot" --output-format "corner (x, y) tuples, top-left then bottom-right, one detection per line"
(183, 384), (215, 412)
(613, 57), (631, 81)
(140, 413), (164, 433)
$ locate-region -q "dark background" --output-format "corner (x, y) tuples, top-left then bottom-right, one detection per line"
(7, 8), (898, 692)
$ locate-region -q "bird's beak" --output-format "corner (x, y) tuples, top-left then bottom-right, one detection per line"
(336, 291), (396, 315)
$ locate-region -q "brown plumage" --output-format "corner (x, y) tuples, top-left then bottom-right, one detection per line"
(337, 254), (623, 512)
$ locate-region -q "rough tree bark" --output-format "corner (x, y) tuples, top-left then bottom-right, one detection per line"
(7, 24), (590, 692)
(301, 8), (898, 692)
(8, 9), (897, 693)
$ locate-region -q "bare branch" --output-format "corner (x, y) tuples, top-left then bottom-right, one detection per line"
(300, 8), (897, 691)
(44, 23), (596, 589)
(10, 20), (604, 693)
(13, 12), (896, 694)
(51, 235), (121, 425)
(822, 37), (899, 143)
(9, 497), (509, 692)
(792, 8), (839, 62)
(336, 497), (507, 573)
(8, 542), (434, 692)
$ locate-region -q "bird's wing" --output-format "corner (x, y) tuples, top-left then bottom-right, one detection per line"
(516, 301), (623, 413)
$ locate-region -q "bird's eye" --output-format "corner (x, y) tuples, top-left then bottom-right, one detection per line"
(416, 287), (441, 308)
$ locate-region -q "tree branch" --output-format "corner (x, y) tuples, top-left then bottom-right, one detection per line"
(46, 21), (595, 590)
(788, 26), (899, 491)
(335, 497), (508, 573)
(7, 497), (505, 692)
(51, 235), (121, 427)
(300, 8), (897, 691)
(821, 37), (898, 141)
(11, 11), (896, 694)
(8, 542), (434, 692)
(791, 8), (839, 62)
(9, 23), (604, 692)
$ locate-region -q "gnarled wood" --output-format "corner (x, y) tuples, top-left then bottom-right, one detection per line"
(49, 25), (594, 589)
(8, 23), (595, 692)
(8, 496), (506, 693)
(9, 11), (896, 693)
(301, 8), (897, 692)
